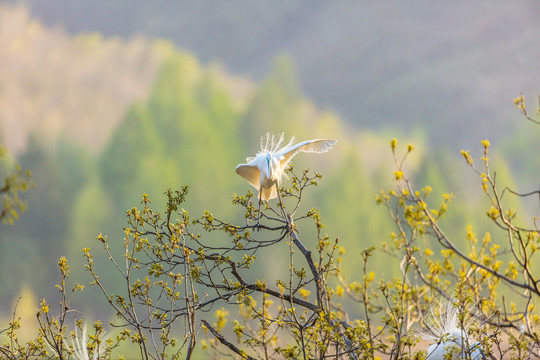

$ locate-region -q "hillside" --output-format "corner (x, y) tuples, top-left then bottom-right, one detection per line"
(0, 5), (167, 154)
(16, 0), (540, 150)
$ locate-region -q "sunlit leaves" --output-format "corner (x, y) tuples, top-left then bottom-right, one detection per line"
(0, 146), (34, 224)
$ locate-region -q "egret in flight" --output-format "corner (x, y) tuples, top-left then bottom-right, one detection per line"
(235, 133), (336, 224)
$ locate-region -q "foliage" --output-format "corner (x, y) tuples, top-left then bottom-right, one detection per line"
(2, 5), (540, 357)
(2, 166), (409, 358)
(0, 146), (34, 225)
(4, 97), (540, 357)
(0, 256), (118, 359)
(368, 96), (540, 358)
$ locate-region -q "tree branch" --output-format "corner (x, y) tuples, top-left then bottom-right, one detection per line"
(201, 320), (255, 360)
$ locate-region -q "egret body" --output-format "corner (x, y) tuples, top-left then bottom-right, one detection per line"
(235, 133), (336, 223)
(423, 301), (485, 360)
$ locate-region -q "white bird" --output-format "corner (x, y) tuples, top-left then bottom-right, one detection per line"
(423, 300), (485, 360)
(46, 322), (108, 360)
(235, 133), (336, 222)
(71, 324), (108, 360)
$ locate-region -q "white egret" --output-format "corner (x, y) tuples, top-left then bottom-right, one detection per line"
(47, 322), (108, 360)
(423, 301), (485, 360)
(235, 133), (336, 223)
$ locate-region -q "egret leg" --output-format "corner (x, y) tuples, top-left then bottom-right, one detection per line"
(276, 185), (287, 221)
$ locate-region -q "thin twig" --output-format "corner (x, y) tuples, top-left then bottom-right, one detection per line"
(201, 320), (255, 360)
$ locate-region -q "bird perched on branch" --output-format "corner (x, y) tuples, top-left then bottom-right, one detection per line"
(235, 133), (336, 223)
(423, 300), (486, 360)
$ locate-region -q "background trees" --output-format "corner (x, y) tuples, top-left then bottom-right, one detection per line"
(1, 4), (539, 359)
(4, 108), (540, 358)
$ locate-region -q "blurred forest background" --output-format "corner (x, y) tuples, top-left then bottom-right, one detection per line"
(0, 1), (539, 325)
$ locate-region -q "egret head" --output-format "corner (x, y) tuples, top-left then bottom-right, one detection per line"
(269, 155), (284, 180)
(257, 153), (273, 180)
(258, 153), (270, 178)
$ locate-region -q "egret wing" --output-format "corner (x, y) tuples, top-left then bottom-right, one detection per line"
(279, 139), (337, 166)
(235, 164), (260, 189)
